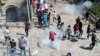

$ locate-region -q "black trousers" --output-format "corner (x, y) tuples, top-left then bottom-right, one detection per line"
(25, 28), (29, 36)
(79, 28), (83, 36)
(57, 21), (61, 29)
(90, 42), (95, 49)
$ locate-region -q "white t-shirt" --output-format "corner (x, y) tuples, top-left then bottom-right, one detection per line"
(44, 4), (48, 9)
(53, 12), (57, 18)
(3, 29), (10, 36)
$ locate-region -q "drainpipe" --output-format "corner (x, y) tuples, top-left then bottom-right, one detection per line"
(26, 0), (31, 23)
(26, 0), (32, 56)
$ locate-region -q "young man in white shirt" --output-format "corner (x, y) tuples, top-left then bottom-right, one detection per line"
(3, 26), (11, 44)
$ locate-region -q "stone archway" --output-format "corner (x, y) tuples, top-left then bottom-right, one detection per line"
(6, 6), (18, 22)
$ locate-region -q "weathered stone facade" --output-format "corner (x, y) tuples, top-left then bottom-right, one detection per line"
(2, 0), (29, 22)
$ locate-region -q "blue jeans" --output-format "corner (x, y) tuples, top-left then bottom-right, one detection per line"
(43, 21), (48, 27)
(74, 30), (80, 38)
(10, 48), (16, 56)
(20, 47), (26, 56)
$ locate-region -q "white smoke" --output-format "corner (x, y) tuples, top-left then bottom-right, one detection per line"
(64, 1), (93, 17)
(83, 1), (93, 8)
(64, 4), (84, 17)
(40, 26), (62, 50)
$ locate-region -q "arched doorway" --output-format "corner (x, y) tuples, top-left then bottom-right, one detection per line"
(6, 7), (18, 22)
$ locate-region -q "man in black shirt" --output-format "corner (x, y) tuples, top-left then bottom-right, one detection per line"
(79, 21), (83, 37)
(10, 39), (16, 56)
(25, 21), (30, 37)
(48, 12), (51, 27)
(89, 33), (96, 49)
(37, 10), (43, 27)
(57, 15), (61, 29)
(87, 24), (91, 38)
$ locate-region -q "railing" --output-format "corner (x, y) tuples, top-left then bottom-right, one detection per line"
(88, 11), (99, 24)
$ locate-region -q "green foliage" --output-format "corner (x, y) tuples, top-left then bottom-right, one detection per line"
(90, 2), (100, 17)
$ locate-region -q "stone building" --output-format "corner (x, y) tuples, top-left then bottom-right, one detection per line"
(1, 0), (86, 22)
(2, 0), (30, 22)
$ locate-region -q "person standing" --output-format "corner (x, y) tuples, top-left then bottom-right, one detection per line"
(42, 13), (48, 28)
(3, 26), (11, 44)
(49, 31), (56, 41)
(59, 22), (66, 40)
(87, 24), (91, 39)
(25, 21), (30, 37)
(64, 25), (72, 39)
(32, 0), (37, 13)
(44, 1), (48, 11)
(18, 36), (27, 56)
(10, 39), (16, 56)
(52, 11), (57, 22)
(47, 12), (51, 27)
(95, 19), (100, 30)
(57, 15), (61, 29)
(79, 20), (83, 37)
(73, 22), (79, 38)
(37, 10), (43, 27)
(50, 4), (53, 12)
(89, 32), (96, 49)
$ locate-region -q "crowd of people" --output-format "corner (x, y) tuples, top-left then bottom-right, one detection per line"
(32, 0), (100, 54)
(1, 0), (100, 56)
(3, 26), (28, 56)
(32, 0), (63, 28)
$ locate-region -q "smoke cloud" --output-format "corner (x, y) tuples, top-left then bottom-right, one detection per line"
(64, 1), (93, 17)
(40, 26), (62, 50)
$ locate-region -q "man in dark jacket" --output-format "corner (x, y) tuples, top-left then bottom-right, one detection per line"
(10, 39), (16, 56)
(25, 21), (30, 37)
(57, 15), (61, 29)
(47, 12), (51, 27)
(37, 10), (43, 27)
(79, 21), (83, 37)
(89, 33), (96, 49)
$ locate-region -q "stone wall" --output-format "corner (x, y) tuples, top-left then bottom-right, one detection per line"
(2, 0), (29, 22)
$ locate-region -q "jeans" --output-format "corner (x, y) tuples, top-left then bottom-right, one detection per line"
(20, 47), (26, 56)
(43, 21), (48, 27)
(74, 30), (80, 38)
(10, 48), (16, 56)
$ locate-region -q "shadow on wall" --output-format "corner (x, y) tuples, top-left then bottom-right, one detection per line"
(6, 2), (28, 22)
(19, 2), (28, 22)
